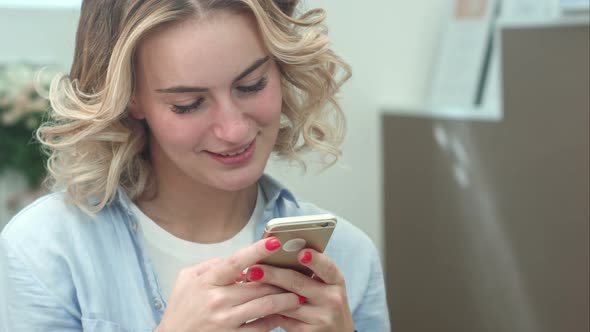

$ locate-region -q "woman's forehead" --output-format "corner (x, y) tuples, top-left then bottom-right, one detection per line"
(135, 12), (269, 89)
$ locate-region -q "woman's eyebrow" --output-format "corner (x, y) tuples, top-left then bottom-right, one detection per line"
(155, 56), (270, 94)
(233, 56), (270, 82)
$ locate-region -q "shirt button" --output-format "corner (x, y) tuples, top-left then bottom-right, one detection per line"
(131, 221), (138, 233)
(154, 299), (162, 310)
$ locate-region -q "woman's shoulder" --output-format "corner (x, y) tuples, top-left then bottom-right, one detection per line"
(1, 191), (113, 249)
(2, 192), (74, 239)
(1, 191), (134, 286)
(293, 200), (378, 256)
(1, 193), (91, 282)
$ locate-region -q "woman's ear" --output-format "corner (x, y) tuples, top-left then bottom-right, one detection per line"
(127, 96), (145, 120)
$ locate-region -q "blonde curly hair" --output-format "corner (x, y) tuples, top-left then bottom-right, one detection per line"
(37, 0), (351, 215)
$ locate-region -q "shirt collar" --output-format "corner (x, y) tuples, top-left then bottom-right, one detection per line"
(113, 173), (299, 214)
(115, 187), (134, 216)
(113, 174), (299, 243)
(258, 173), (299, 210)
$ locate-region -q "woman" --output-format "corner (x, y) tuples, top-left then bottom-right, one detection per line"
(0, 0), (390, 331)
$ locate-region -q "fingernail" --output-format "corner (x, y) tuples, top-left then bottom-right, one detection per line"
(300, 251), (312, 264)
(298, 294), (307, 304)
(249, 267), (264, 281)
(240, 271), (246, 277)
(265, 237), (281, 251)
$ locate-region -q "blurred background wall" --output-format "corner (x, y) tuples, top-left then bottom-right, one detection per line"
(0, 4), (79, 229)
(267, 0), (449, 256)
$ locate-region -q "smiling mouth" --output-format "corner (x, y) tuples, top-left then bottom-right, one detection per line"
(210, 138), (256, 157)
(206, 139), (257, 166)
(218, 143), (252, 157)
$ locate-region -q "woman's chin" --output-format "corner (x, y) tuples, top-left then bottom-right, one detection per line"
(212, 168), (264, 192)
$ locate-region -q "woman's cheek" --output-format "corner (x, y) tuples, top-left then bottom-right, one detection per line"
(255, 80), (283, 122)
(151, 115), (208, 149)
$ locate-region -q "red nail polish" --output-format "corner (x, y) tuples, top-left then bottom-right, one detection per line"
(249, 267), (264, 281)
(240, 271), (246, 277)
(300, 251), (312, 264)
(265, 237), (281, 251)
(281, 315), (289, 319)
(298, 294), (307, 304)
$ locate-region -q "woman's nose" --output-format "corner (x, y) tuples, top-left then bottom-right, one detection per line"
(211, 100), (250, 143)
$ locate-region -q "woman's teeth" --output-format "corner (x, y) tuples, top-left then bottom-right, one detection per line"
(220, 144), (250, 157)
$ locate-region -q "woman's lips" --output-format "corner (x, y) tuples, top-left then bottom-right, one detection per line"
(206, 139), (256, 166)
(217, 143), (251, 156)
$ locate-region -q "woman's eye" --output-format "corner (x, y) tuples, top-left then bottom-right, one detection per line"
(170, 97), (205, 114)
(236, 76), (268, 93)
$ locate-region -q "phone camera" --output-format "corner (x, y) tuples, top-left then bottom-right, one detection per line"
(320, 222), (329, 227)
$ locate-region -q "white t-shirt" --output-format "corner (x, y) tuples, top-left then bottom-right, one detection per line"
(130, 186), (265, 301)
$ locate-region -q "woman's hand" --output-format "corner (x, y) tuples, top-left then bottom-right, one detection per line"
(156, 237), (302, 332)
(246, 249), (355, 331)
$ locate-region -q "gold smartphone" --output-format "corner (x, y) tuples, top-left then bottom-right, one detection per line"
(259, 214), (337, 276)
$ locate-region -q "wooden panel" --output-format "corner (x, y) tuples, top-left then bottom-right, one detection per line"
(382, 24), (589, 332)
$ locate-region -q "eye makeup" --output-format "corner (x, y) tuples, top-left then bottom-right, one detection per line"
(236, 76), (268, 93)
(169, 75), (269, 114)
(170, 97), (205, 114)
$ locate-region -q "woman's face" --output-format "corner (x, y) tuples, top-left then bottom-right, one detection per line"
(129, 11), (283, 192)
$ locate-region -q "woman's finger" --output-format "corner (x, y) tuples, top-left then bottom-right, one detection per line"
(297, 249), (345, 285)
(184, 258), (223, 279)
(246, 264), (323, 300)
(238, 314), (284, 332)
(227, 281), (287, 304)
(269, 314), (312, 331)
(278, 305), (329, 325)
(204, 237), (282, 285)
(229, 292), (301, 326)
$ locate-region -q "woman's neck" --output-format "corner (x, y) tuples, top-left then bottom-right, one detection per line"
(136, 171), (258, 244)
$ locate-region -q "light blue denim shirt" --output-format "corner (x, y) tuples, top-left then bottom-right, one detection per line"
(0, 174), (390, 331)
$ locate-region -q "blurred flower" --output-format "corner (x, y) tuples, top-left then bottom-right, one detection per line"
(0, 64), (56, 125)
(0, 63), (62, 188)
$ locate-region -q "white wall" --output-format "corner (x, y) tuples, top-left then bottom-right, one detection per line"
(0, 8), (79, 228)
(0, 2), (449, 257)
(267, 1), (447, 256)
(0, 0), (79, 8)
(0, 8), (79, 69)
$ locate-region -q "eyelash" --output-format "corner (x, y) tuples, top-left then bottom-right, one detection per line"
(236, 76), (268, 93)
(170, 98), (204, 114)
(170, 76), (269, 114)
